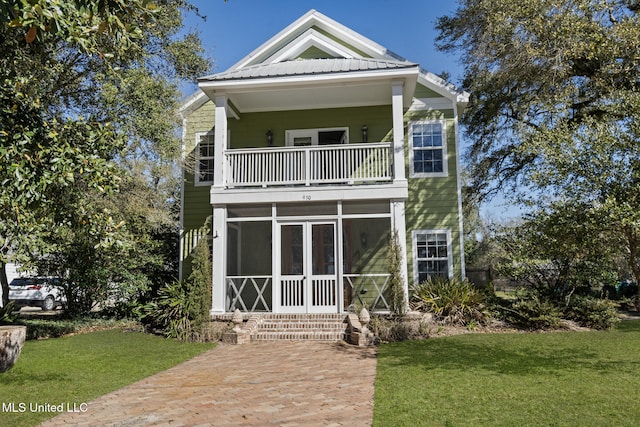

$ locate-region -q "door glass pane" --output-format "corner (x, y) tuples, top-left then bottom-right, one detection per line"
(318, 130), (346, 145)
(312, 224), (335, 275)
(282, 225), (303, 275)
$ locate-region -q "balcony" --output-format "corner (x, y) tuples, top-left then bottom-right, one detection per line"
(224, 142), (393, 188)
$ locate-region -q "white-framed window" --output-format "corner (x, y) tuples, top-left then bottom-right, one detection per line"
(285, 127), (349, 147)
(195, 131), (214, 185)
(412, 229), (453, 283)
(409, 120), (447, 177)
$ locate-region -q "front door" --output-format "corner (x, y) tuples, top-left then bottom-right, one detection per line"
(279, 222), (338, 313)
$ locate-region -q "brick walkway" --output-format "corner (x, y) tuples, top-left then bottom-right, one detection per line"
(41, 341), (377, 427)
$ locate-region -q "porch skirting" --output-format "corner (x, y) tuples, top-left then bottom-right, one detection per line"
(224, 274), (392, 314)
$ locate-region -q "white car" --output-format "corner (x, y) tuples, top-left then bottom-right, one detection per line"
(9, 277), (67, 311)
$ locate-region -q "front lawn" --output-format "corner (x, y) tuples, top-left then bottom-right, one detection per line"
(0, 329), (215, 427)
(374, 320), (640, 426)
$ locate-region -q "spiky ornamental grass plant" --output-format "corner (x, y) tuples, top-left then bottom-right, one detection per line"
(411, 275), (486, 325)
(145, 237), (212, 341)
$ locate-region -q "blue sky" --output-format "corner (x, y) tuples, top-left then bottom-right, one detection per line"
(182, 1), (522, 220)
(184, 1), (463, 81)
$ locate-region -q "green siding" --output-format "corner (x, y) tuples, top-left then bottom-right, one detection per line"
(181, 100), (216, 277)
(414, 83), (443, 99)
(181, 99), (463, 284)
(403, 109), (463, 283)
(296, 46), (336, 59)
(227, 105), (392, 148)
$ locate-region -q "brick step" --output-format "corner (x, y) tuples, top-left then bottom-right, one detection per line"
(261, 314), (347, 321)
(251, 331), (346, 341)
(249, 314), (348, 342)
(259, 322), (346, 330)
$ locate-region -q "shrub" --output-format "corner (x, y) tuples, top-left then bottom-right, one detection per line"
(143, 238), (212, 341)
(144, 280), (193, 340)
(387, 230), (407, 315)
(565, 297), (620, 330)
(0, 302), (18, 325)
(410, 275), (486, 325)
(16, 318), (140, 340)
(368, 315), (431, 342)
(499, 292), (562, 329)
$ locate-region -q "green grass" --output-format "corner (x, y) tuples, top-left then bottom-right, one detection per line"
(0, 329), (215, 427)
(374, 320), (640, 427)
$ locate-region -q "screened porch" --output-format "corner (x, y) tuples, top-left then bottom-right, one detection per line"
(223, 202), (394, 313)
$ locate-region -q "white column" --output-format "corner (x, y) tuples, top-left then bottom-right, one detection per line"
(271, 203), (279, 313)
(213, 94), (228, 189)
(391, 199), (409, 311)
(210, 205), (227, 314)
(336, 201), (344, 313)
(391, 80), (406, 183)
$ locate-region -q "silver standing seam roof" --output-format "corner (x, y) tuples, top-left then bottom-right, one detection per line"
(198, 58), (419, 82)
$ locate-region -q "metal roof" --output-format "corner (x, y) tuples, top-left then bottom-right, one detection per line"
(198, 58), (419, 82)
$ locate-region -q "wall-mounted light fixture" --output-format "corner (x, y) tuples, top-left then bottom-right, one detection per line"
(361, 125), (368, 143)
(266, 129), (273, 146)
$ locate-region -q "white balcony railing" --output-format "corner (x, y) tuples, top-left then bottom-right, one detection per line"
(225, 142), (392, 187)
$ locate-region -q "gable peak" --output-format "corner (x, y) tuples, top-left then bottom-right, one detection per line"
(229, 9), (403, 71)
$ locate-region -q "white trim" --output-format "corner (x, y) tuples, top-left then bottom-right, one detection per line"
(417, 71), (469, 104)
(229, 10), (395, 71)
(453, 99), (466, 277)
(178, 90), (208, 119)
(199, 67), (420, 93)
(266, 29), (357, 63)
(211, 205), (227, 314)
(226, 211), (391, 222)
(411, 229), (454, 283)
(409, 98), (456, 112)
(271, 203), (279, 313)
(213, 94), (228, 189)
(179, 117), (187, 280)
(194, 131), (215, 186)
(408, 119), (448, 178)
(210, 182), (408, 205)
(391, 80), (406, 183)
(336, 200), (344, 313)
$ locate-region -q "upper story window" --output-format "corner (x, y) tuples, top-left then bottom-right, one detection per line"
(286, 127), (348, 147)
(195, 131), (214, 185)
(412, 229), (453, 283)
(409, 121), (447, 177)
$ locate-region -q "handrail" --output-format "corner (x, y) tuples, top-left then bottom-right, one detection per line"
(225, 142), (393, 187)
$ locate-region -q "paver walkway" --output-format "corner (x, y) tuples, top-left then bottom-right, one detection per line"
(41, 341), (377, 427)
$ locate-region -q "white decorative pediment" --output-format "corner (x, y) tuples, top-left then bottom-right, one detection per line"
(265, 28), (358, 63)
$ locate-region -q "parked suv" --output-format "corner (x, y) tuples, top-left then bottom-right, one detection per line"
(9, 277), (67, 311)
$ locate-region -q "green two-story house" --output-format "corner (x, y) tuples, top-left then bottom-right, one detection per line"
(180, 10), (468, 315)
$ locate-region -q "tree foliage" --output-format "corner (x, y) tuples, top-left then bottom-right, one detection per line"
(437, 0), (640, 291)
(0, 0), (211, 309)
(494, 204), (619, 303)
(437, 0), (639, 198)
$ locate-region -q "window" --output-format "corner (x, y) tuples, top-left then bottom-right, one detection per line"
(195, 131), (214, 185)
(413, 229), (452, 283)
(409, 121), (447, 177)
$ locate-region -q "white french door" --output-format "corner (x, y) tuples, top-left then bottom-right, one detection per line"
(278, 221), (338, 313)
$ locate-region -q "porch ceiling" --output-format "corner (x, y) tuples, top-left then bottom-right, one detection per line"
(198, 59), (419, 113)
